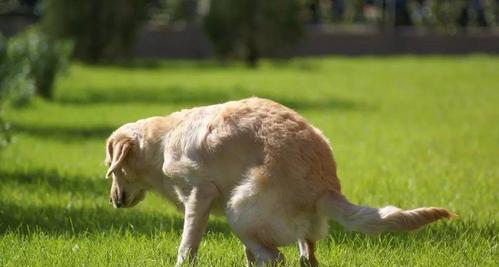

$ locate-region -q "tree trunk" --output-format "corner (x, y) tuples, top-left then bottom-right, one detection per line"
(246, 0), (259, 68)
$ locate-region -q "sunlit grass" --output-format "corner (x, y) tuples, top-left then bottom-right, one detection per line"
(1, 56), (498, 266)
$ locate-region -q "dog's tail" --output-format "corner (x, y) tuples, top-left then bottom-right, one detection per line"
(317, 191), (456, 234)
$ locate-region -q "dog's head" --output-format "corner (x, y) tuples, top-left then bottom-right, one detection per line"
(105, 124), (147, 208)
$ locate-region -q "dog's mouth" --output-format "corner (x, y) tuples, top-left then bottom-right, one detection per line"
(124, 190), (146, 208)
(111, 190), (146, 208)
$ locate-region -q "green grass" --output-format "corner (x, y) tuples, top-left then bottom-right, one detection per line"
(1, 56), (498, 266)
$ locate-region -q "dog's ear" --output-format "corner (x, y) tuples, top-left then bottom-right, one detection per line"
(105, 136), (133, 178)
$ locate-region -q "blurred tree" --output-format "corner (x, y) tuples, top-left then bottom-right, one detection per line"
(331, 0), (345, 22)
(42, 0), (147, 63)
(204, 0), (304, 67)
(394, 0), (412, 26)
(148, 0), (206, 26)
(429, 0), (467, 32)
(308, 0), (321, 24)
(457, 0), (490, 29)
(166, 0), (198, 23)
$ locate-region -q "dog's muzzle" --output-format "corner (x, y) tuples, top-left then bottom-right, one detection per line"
(110, 190), (145, 208)
(110, 191), (127, 208)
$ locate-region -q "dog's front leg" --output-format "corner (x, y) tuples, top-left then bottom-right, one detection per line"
(176, 181), (219, 266)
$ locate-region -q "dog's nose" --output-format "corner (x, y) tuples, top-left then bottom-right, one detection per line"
(110, 197), (120, 208)
(112, 198), (123, 208)
(110, 192), (126, 208)
(112, 192), (126, 208)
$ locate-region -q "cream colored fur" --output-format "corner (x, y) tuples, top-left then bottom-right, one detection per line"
(105, 97), (454, 267)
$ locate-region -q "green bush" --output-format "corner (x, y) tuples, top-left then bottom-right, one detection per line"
(5, 28), (72, 101)
(0, 107), (10, 149)
(0, 34), (7, 98)
(2, 34), (35, 105)
(42, 0), (147, 63)
(0, 29), (72, 148)
(204, 0), (304, 67)
(0, 34), (11, 148)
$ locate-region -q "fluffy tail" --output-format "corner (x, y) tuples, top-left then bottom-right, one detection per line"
(318, 191), (456, 234)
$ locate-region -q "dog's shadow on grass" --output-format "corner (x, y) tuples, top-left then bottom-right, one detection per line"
(0, 201), (233, 238)
(0, 168), (233, 237)
(3, 168), (489, 246)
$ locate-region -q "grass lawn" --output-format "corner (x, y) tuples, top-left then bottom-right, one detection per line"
(0, 56), (498, 266)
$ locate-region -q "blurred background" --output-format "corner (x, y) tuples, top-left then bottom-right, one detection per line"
(1, 0), (499, 65)
(0, 1), (498, 266)
(1, 0), (498, 108)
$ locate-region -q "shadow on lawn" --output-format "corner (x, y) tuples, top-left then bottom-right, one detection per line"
(55, 85), (365, 112)
(2, 198), (494, 246)
(12, 123), (117, 142)
(14, 88), (369, 142)
(1, 169), (496, 244)
(93, 59), (323, 71)
(0, 168), (106, 195)
(325, 219), (497, 247)
(0, 201), (232, 237)
(11, 123), (114, 142)
(93, 59), (238, 70)
(0, 168), (232, 237)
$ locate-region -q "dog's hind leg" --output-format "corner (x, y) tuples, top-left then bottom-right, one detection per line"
(239, 238), (284, 267)
(230, 214), (285, 266)
(298, 239), (318, 267)
(227, 179), (288, 266)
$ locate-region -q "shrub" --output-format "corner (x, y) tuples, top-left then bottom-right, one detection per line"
(0, 34), (11, 148)
(204, 0), (304, 67)
(5, 27), (72, 100)
(0, 28), (72, 148)
(0, 107), (10, 149)
(0, 34), (7, 98)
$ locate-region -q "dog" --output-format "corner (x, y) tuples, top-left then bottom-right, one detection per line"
(105, 97), (454, 266)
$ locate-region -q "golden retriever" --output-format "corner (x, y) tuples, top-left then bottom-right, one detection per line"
(105, 97), (454, 266)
